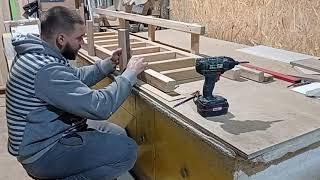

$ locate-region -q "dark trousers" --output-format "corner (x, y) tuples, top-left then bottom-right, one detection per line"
(22, 120), (137, 180)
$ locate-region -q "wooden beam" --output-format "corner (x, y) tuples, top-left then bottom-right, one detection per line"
(290, 58), (320, 74)
(101, 42), (147, 50)
(93, 35), (118, 41)
(241, 64), (301, 83)
(86, 20), (95, 56)
(79, 3), (85, 21)
(238, 66), (265, 82)
(133, 51), (176, 62)
(191, 34), (200, 54)
(140, 69), (176, 93)
(95, 8), (205, 35)
(148, 25), (155, 41)
(119, 18), (129, 29)
(129, 42), (147, 48)
(95, 39), (135, 46)
(118, 29), (130, 71)
(92, 31), (117, 37)
(95, 46), (113, 59)
(132, 46), (160, 55)
(222, 68), (241, 81)
(137, 81), (185, 102)
(160, 67), (202, 81)
(148, 57), (195, 71)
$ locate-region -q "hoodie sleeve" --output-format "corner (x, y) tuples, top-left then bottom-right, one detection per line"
(72, 58), (114, 87)
(34, 63), (137, 120)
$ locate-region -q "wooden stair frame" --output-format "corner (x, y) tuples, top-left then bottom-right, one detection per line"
(82, 13), (207, 93)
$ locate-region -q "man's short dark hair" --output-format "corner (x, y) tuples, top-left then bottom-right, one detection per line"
(41, 6), (84, 38)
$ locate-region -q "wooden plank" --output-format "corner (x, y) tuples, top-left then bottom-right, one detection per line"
(133, 51), (176, 62)
(95, 39), (135, 46)
(191, 34), (200, 54)
(241, 64), (301, 83)
(93, 31), (117, 36)
(132, 46), (160, 55)
(148, 57), (195, 71)
(93, 35), (118, 41)
(238, 66), (265, 82)
(119, 18), (129, 29)
(95, 46), (113, 59)
(118, 29), (130, 71)
(222, 67), (241, 81)
(148, 24), (155, 41)
(101, 42), (147, 50)
(86, 20), (95, 56)
(160, 67), (201, 81)
(137, 80), (186, 102)
(95, 8), (205, 35)
(79, 3), (85, 21)
(290, 58), (320, 74)
(140, 69), (177, 93)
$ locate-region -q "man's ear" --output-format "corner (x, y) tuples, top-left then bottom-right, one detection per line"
(56, 33), (65, 49)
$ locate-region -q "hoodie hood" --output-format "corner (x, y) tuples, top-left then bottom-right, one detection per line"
(12, 34), (66, 61)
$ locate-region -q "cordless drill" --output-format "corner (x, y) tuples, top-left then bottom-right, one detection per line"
(195, 56), (248, 117)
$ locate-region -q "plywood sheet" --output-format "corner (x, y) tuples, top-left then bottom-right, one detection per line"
(290, 58), (320, 74)
(237, 45), (314, 63)
(136, 30), (320, 162)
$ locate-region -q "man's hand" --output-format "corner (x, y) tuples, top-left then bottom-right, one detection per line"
(110, 48), (122, 68)
(126, 56), (148, 75)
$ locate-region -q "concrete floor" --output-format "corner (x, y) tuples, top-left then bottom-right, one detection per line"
(0, 92), (134, 180)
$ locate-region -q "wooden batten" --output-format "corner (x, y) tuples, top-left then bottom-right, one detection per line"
(191, 34), (200, 54)
(95, 8), (205, 35)
(148, 57), (195, 71)
(101, 42), (147, 50)
(86, 20), (95, 56)
(96, 39), (135, 46)
(118, 29), (130, 71)
(160, 67), (202, 81)
(140, 69), (177, 93)
(148, 25), (156, 41)
(93, 35), (119, 41)
(95, 46), (113, 59)
(222, 68), (241, 81)
(132, 46), (160, 55)
(93, 31), (116, 36)
(133, 51), (176, 62)
(238, 66), (265, 82)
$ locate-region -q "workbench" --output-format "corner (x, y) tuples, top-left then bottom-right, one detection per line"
(77, 29), (320, 180)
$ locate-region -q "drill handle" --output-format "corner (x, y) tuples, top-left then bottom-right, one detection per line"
(203, 75), (218, 99)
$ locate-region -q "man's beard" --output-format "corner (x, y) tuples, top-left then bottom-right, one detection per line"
(61, 43), (79, 60)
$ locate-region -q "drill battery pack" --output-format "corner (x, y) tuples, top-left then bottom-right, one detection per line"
(195, 95), (229, 117)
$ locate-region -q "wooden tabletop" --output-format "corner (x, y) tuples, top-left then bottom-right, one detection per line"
(136, 30), (320, 162)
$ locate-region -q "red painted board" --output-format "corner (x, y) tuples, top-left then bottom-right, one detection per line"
(241, 64), (301, 83)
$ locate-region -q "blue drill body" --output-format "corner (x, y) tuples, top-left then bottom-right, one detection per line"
(195, 56), (242, 117)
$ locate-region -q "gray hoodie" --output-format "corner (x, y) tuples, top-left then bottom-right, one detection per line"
(6, 34), (136, 164)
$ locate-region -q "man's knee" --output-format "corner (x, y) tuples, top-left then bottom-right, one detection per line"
(118, 137), (138, 170)
(87, 120), (127, 135)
